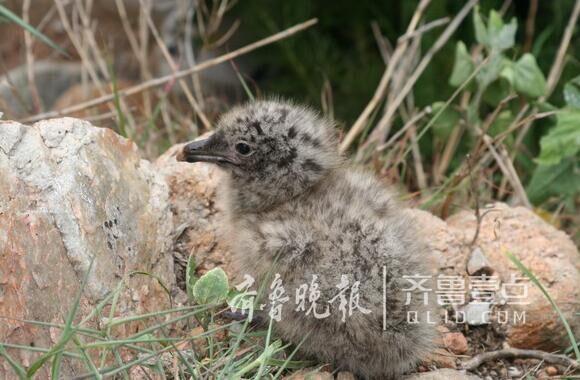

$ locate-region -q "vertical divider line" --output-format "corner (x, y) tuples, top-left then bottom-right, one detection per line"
(383, 265), (387, 331)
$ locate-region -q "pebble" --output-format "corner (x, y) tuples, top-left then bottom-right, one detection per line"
(462, 302), (492, 325)
(545, 366), (558, 376)
(467, 247), (494, 275)
(443, 332), (469, 354)
(507, 366), (522, 377)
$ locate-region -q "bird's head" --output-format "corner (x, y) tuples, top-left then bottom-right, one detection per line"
(177, 100), (341, 213)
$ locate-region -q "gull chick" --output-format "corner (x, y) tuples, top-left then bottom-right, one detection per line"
(178, 100), (437, 379)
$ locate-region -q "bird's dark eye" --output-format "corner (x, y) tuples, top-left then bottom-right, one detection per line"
(235, 142), (252, 155)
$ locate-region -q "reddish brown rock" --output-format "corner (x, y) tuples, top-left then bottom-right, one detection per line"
(155, 139), (233, 287)
(443, 332), (469, 355)
(410, 204), (579, 351)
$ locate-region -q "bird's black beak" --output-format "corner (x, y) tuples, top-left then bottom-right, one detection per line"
(176, 135), (237, 165)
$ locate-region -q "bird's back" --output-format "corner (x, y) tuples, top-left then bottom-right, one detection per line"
(226, 167), (437, 379)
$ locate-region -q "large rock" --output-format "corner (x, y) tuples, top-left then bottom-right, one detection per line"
(155, 140), (231, 290)
(412, 204), (579, 351)
(0, 118), (176, 377)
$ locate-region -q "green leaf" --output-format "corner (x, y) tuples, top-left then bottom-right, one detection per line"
(473, 7), (488, 46)
(536, 109), (580, 165)
(563, 76), (580, 109)
(526, 158), (579, 205)
(192, 268), (229, 305)
(500, 59), (515, 85)
(0, 344), (27, 379)
(512, 53), (546, 98)
(482, 78), (511, 107)
(476, 52), (504, 88)
(185, 254), (198, 301)
(449, 42), (475, 87)
(0, 4), (67, 57)
(430, 102), (461, 140)
(487, 11), (517, 51)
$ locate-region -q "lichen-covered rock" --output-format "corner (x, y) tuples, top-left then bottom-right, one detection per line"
(0, 118), (176, 377)
(155, 139), (231, 289)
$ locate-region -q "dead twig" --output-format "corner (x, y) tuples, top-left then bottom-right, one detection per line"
(376, 108), (429, 151)
(545, 0), (580, 97)
(461, 348), (578, 371)
(22, 0), (42, 113)
(339, 0), (432, 153)
(523, 0), (538, 52)
(398, 17), (450, 43)
(21, 18), (319, 123)
(366, 0), (479, 147)
(371, 21), (392, 65)
(141, 0), (211, 131)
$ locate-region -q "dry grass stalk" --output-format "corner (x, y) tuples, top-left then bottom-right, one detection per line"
(53, 0), (138, 134)
(366, 0), (479, 148)
(22, 0), (42, 113)
(140, 0), (211, 132)
(22, 18), (319, 123)
(339, 0), (432, 153)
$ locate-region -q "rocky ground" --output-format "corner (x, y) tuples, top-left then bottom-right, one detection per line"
(1, 119), (578, 379)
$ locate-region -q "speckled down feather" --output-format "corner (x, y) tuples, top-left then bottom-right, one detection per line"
(181, 99), (438, 379)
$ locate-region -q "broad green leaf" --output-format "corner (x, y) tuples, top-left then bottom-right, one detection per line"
(430, 102), (461, 140)
(526, 158), (579, 206)
(482, 78), (511, 107)
(563, 76), (580, 109)
(487, 11), (517, 51)
(487, 9), (504, 34)
(500, 59), (514, 85)
(192, 268), (229, 305)
(185, 254), (198, 301)
(513, 54), (546, 98)
(536, 101), (558, 113)
(476, 52), (504, 88)
(473, 7), (488, 45)
(449, 42), (475, 87)
(536, 109), (580, 165)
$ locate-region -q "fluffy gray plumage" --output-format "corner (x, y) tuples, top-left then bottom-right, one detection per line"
(178, 99), (437, 379)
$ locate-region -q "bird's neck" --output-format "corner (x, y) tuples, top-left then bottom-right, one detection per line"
(223, 170), (334, 216)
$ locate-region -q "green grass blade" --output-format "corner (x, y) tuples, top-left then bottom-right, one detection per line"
(110, 69), (128, 138)
(254, 316), (274, 379)
(272, 332), (312, 379)
(27, 257), (95, 376)
(0, 344), (27, 379)
(0, 4), (67, 56)
(231, 61), (255, 101)
(506, 251), (580, 360)
(0, 343), (82, 359)
(72, 336), (102, 380)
